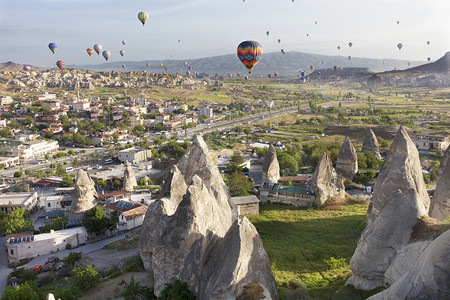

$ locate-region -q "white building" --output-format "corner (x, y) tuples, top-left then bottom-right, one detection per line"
(0, 156), (20, 168)
(198, 104), (213, 119)
(118, 147), (152, 163)
(34, 92), (56, 101)
(0, 119), (7, 127)
(6, 227), (88, 263)
(0, 192), (38, 214)
(3, 140), (59, 161)
(412, 134), (449, 151)
(135, 97), (150, 107)
(0, 96), (13, 105)
(117, 205), (148, 231)
(73, 101), (91, 111)
(43, 195), (64, 212)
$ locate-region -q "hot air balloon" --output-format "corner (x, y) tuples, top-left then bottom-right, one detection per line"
(274, 73), (278, 77)
(315, 21), (318, 24)
(321, 61), (324, 64)
(397, 43), (403, 50)
(48, 43), (58, 54)
(146, 63), (150, 67)
(408, 62), (411, 66)
(310, 65), (314, 70)
(281, 49), (285, 54)
(122, 40), (126, 45)
(170, 54), (173, 58)
(160, 63), (163, 67)
(427, 57), (431, 62)
(397, 20), (400, 24)
(382, 61), (385, 65)
(268, 74), (272, 78)
(228, 73), (232, 79)
(102, 51), (111, 61)
(278, 39), (281, 44)
(23, 65), (31, 71)
(337, 46), (340, 50)
(56, 60), (65, 69)
(348, 56), (352, 61)
(300, 78), (307, 84)
(306, 33), (309, 37)
(188, 66), (192, 71)
(138, 11), (149, 26)
(120, 50), (125, 57)
(186, 71), (191, 76)
(427, 41), (430, 45)
(237, 72), (240, 78)
(86, 48), (94, 56)
(122, 65), (126, 69)
(94, 44), (102, 55)
(266, 31), (270, 36)
(178, 39), (181, 43)
(244, 75), (248, 80)
(184, 61), (188, 67)
(300, 71), (305, 77)
(237, 40), (263, 73)
(348, 42), (353, 47)
(164, 66), (168, 71)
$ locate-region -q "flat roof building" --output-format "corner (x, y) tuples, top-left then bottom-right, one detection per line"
(0, 192), (38, 214)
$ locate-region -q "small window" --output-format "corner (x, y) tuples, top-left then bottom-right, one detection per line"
(48, 203), (51, 207)
(10, 249), (14, 255)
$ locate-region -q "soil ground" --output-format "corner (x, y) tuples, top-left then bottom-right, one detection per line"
(78, 248), (139, 271)
(80, 272), (152, 300)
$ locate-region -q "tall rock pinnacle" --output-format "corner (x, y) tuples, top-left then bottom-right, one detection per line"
(262, 144), (280, 184)
(336, 137), (358, 179)
(123, 161), (138, 192)
(69, 169), (98, 220)
(362, 129), (382, 159)
(429, 146), (450, 221)
(311, 152), (345, 206)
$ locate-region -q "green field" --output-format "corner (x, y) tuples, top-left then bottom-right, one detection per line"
(247, 202), (370, 299)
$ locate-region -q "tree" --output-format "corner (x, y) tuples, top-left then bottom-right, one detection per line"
(278, 152), (299, 176)
(71, 265), (99, 290)
(430, 169), (438, 182)
(1, 282), (39, 300)
(5, 208), (33, 235)
(231, 150), (244, 165)
(82, 205), (110, 234)
(13, 171), (22, 178)
(226, 172), (254, 196)
(0, 127), (12, 138)
(155, 123), (163, 131)
(160, 280), (195, 300)
(72, 158), (79, 167)
(61, 175), (74, 187)
(62, 251), (82, 266)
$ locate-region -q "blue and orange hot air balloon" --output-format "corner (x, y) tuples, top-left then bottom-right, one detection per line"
(56, 60), (65, 69)
(86, 48), (94, 56)
(237, 40), (263, 73)
(48, 43), (58, 54)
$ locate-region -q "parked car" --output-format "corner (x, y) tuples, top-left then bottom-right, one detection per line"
(33, 265), (42, 273)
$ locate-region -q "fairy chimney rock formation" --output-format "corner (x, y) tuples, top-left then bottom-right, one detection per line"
(123, 161), (138, 192)
(362, 129), (382, 159)
(138, 136), (278, 299)
(429, 146), (450, 221)
(346, 126), (430, 291)
(336, 137), (358, 179)
(262, 144), (280, 184)
(69, 169), (98, 220)
(311, 152), (345, 206)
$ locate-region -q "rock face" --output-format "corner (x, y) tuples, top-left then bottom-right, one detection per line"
(69, 169), (98, 220)
(336, 137), (358, 179)
(368, 230), (450, 300)
(362, 129), (382, 159)
(138, 136), (278, 299)
(346, 127), (430, 290)
(123, 161), (138, 192)
(311, 152), (345, 206)
(429, 146), (450, 221)
(262, 145), (280, 184)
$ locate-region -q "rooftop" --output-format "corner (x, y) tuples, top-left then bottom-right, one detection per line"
(33, 227), (87, 242)
(122, 205), (148, 220)
(106, 200), (141, 213)
(0, 192), (36, 206)
(232, 195), (260, 205)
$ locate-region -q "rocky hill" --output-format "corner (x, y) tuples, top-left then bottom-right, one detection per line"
(0, 61), (45, 71)
(0, 68), (209, 91)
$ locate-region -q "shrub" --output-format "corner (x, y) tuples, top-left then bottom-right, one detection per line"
(160, 280), (195, 300)
(61, 251), (82, 266)
(71, 265), (99, 290)
(324, 257), (347, 270)
(236, 281), (265, 300)
(65, 243), (72, 250)
(120, 275), (156, 300)
(2, 282), (39, 300)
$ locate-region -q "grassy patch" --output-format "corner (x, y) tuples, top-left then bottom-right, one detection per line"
(247, 202), (368, 299)
(103, 233), (140, 250)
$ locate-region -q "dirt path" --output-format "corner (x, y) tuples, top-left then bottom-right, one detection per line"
(80, 272), (152, 300)
(78, 248), (139, 271)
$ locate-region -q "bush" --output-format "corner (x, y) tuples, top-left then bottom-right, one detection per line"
(71, 265), (99, 290)
(1, 282), (39, 300)
(120, 275), (156, 300)
(65, 243), (72, 250)
(123, 255), (145, 273)
(61, 251), (82, 266)
(237, 281), (265, 300)
(160, 280), (195, 300)
(324, 257), (347, 270)
(13, 171), (23, 178)
(53, 286), (82, 300)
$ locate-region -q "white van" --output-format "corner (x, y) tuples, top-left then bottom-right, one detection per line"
(65, 167), (74, 172)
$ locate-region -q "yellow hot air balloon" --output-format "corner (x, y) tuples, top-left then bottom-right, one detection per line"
(138, 11), (149, 26)
(160, 63), (163, 67)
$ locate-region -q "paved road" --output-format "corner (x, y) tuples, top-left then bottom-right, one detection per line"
(0, 233), (127, 296)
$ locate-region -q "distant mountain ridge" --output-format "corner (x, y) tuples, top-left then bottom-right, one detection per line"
(2, 51), (440, 76)
(0, 61), (45, 71)
(385, 51), (450, 74)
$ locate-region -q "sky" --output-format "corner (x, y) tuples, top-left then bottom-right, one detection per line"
(0, 0), (449, 68)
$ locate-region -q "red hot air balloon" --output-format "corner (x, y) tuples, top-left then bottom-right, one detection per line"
(310, 65), (314, 70)
(237, 40), (263, 73)
(23, 65), (31, 71)
(86, 48), (94, 56)
(274, 73), (278, 77)
(56, 60), (65, 69)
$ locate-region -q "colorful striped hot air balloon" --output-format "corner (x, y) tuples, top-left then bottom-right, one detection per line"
(56, 60), (65, 69)
(237, 40), (263, 73)
(138, 11), (149, 25)
(86, 48), (94, 56)
(48, 43), (58, 54)
(23, 65), (31, 71)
